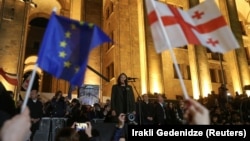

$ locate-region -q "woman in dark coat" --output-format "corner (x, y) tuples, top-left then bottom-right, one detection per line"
(110, 73), (136, 122)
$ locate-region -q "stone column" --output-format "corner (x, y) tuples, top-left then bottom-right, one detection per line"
(144, 1), (164, 94)
(219, 0), (250, 94)
(70, 0), (82, 20)
(188, 0), (212, 98)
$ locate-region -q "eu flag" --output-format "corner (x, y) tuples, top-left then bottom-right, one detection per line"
(37, 12), (112, 86)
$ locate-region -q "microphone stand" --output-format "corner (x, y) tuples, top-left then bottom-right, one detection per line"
(128, 79), (142, 125)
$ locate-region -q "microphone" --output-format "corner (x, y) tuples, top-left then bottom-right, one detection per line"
(127, 77), (138, 80)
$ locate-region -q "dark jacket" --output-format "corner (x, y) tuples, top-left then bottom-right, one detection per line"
(111, 84), (136, 116)
(154, 102), (166, 125)
(27, 98), (43, 131)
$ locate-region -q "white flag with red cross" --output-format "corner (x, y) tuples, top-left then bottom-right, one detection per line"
(146, 0), (240, 53)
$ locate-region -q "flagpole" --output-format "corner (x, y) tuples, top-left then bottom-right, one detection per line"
(21, 64), (38, 112)
(218, 53), (225, 85)
(151, 0), (189, 100)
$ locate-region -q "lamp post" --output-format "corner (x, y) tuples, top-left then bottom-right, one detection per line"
(218, 53), (226, 85)
(218, 53), (228, 104)
(16, 0), (37, 100)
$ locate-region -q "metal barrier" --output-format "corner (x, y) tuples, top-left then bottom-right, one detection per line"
(33, 117), (68, 141)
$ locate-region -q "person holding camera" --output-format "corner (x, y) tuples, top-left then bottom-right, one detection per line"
(111, 113), (127, 141)
(110, 73), (136, 123)
(55, 121), (99, 141)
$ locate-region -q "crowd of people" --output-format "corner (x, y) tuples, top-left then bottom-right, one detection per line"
(0, 73), (249, 141)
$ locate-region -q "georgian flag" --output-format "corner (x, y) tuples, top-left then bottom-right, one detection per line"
(0, 68), (18, 86)
(146, 0), (239, 53)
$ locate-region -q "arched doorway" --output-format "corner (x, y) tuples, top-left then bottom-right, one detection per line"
(23, 17), (53, 92)
(23, 16), (70, 94)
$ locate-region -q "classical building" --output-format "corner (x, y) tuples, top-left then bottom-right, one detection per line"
(0, 0), (250, 101)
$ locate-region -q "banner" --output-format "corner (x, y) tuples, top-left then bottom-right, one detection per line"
(78, 84), (99, 106)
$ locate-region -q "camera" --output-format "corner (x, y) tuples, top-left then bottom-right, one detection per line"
(75, 122), (88, 131)
(126, 113), (136, 122)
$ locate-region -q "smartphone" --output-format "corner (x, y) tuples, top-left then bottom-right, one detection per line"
(75, 122), (88, 131)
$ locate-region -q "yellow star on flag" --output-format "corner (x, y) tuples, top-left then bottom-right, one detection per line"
(79, 21), (85, 25)
(59, 51), (67, 58)
(60, 41), (67, 48)
(64, 61), (71, 68)
(65, 31), (71, 38)
(88, 23), (94, 28)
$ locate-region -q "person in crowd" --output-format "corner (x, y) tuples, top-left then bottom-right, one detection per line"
(87, 103), (104, 121)
(111, 73), (136, 122)
(0, 97), (211, 141)
(55, 121), (99, 141)
(51, 90), (67, 117)
(0, 89), (16, 118)
(102, 104), (113, 123)
(176, 99), (186, 124)
(27, 89), (44, 141)
(140, 94), (155, 125)
(111, 113), (127, 141)
(154, 94), (167, 125)
(105, 99), (111, 107)
(0, 89), (16, 128)
(0, 107), (31, 141)
(66, 98), (86, 126)
(165, 101), (179, 124)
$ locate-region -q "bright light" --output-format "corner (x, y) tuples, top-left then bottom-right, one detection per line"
(152, 80), (160, 94)
(246, 90), (250, 97)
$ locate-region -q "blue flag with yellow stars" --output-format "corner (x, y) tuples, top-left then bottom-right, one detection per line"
(37, 12), (112, 86)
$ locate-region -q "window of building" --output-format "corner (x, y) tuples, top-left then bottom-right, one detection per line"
(206, 49), (224, 61)
(186, 65), (191, 80)
(110, 2), (114, 15)
(209, 69), (217, 83)
(107, 30), (114, 50)
(239, 21), (247, 36)
(173, 64), (181, 79)
(179, 45), (188, 49)
(106, 62), (114, 80)
(210, 68), (226, 83)
(173, 64), (191, 80)
(218, 69), (227, 84)
(106, 8), (110, 19)
(244, 47), (250, 65)
(106, 2), (114, 20)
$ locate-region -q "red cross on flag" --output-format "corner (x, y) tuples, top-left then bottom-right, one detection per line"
(146, 0), (239, 53)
